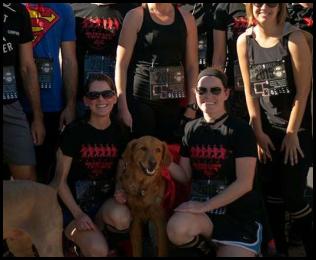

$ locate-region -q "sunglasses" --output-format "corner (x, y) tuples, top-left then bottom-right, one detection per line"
(85, 90), (116, 100)
(196, 86), (222, 96)
(253, 3), (279, 8)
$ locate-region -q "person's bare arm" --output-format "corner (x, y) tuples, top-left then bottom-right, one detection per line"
(168, 156), (192, 184)
(280, 30), (312, 165)
(179, 9), (199, 119)
(204, 157), (256, 211)
(212, 29), (227, 71)
(19, 41), (45, 145)
(115, 8), (142, 129)
(237, 32), (275, 163)
(56, 148), (96, 231)
(298, 3), (313, 8)
(59, 41), (78, 130)
(175, 157), (256, 213)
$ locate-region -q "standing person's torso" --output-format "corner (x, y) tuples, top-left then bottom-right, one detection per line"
(214, 3), (247, 87)
(22, 3), (76, 112)
(3, 3), (33, 103)
(246, 23), (312, 132)
(72, 3), (136, 99)
(132, 5), (187, 101)
(181, 3), (218, 68)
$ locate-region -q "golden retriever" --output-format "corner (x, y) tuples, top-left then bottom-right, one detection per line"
(119, 136), (172, 256)
(3, 180), (63, 256)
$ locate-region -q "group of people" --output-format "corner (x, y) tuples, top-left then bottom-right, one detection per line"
(3, 3), (313, 257)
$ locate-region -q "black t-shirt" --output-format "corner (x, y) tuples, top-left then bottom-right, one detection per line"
(287, 3), (313, 34)
(213, 3), (247, 87)
(3, 3), (33, 102)
(180, 115), (260, 221)
(59, 119), (128, 209)
(180, 3), (218, 68)
(71, 3), (137, 99)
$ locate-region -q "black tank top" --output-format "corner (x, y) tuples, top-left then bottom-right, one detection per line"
(246, 23), (311, 132)
(132, 5), (187, 101)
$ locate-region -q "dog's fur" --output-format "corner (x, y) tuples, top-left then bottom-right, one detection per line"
(119, 136), (172, 257)
(3, 180), (63, 257)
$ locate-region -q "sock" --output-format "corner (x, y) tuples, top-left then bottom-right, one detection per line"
(290, 205), (313, 257)
(171, 235), (215, 257)
(104, 224), (131, 256)
(265, 196), (288, 256)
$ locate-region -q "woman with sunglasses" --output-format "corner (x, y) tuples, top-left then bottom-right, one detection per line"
(237, 3), (313, 257)
(55, 73), (131, 256)
(167, 68), (262, 257)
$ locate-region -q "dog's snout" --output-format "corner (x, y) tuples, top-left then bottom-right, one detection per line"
(148, 159), (157, 170)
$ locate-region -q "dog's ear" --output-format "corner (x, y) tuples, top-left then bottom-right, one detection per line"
(162, 142), (172, 167)
(122, 139), (138, 163)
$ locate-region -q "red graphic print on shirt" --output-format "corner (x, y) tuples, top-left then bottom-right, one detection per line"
(303, 17), (313, 27)
(232, 16), (248, 37)
(80, 144), (118, 178)
(26, 5), (60, 47)
(190, 145), (229, 177)
(80, 17), (120, 50)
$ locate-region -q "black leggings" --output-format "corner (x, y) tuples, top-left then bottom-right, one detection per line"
(27, 112), (61, 184)
(259, 129), (313, 255)
(259, 129), (312, 212)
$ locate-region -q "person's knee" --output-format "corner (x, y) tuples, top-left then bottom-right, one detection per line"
(111, 214), (131, 230)
(167, 216), (190, 245)
(82, 241), (108, 257)
(9, 164), (37, 181)
(104, 206), (131, 230)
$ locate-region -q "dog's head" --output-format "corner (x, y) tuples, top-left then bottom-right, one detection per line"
(122, 136), (172, 176)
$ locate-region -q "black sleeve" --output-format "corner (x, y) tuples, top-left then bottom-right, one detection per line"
(232, 121), (258, 158)
(59, 124), (80, 158)
(213, 3), (229, 31)
(19, 4), (34, 44)
(179, 122), (191, 158)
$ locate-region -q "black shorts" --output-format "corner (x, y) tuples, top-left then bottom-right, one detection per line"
(207, 214), (263, 255)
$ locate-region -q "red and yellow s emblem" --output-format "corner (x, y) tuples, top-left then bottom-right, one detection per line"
(26, 5), (59, 47)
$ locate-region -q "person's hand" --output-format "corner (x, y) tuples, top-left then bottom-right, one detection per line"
(280, 132), (304, 166)
(114, 189), (127, 204)
(174, 200), (208, 214)
(59, 104), (75, 131)
(256, 132), (275, 163)
(31, 118), (46, 145)
(74, 213), (96, 232)
(118, 107), (133, 132)
(183, 107), (196, 120)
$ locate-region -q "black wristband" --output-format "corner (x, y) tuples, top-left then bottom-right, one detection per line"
(186, 103), (198, 111)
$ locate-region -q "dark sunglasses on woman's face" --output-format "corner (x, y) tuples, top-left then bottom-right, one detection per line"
(85, 90), (116, 100)
(254, 3), (279, 8)
(196, 86), (222, 96)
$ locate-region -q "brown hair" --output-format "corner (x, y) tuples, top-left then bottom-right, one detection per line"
(245, 3), (288, 26)
(198, 67), (229, 89)
(84, 73), (116, 95)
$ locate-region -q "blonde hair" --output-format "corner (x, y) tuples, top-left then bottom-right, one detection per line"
(245, 3), (288, 26)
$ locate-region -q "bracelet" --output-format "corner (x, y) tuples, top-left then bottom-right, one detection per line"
(186, 103), (198, 111)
